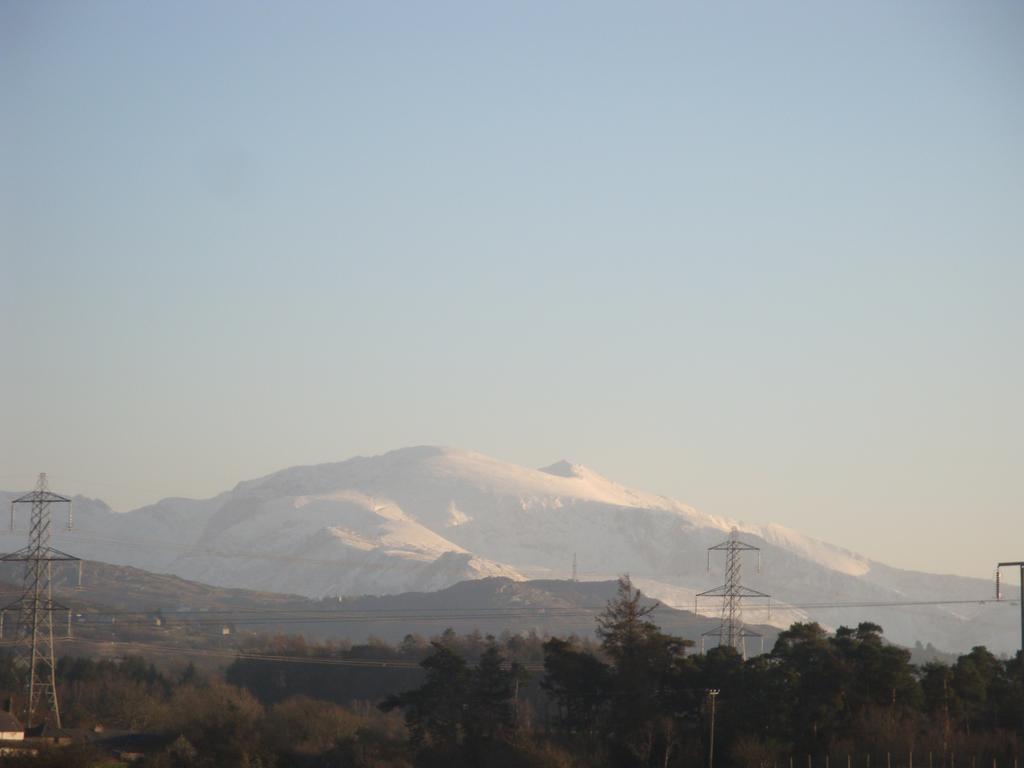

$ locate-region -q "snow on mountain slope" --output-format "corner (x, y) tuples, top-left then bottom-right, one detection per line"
(0, 446), (1015, 653)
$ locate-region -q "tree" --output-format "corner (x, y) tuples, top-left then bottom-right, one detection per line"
(596, 575), (691, 767)
(380, 641), (471, 764)
(382, 637), (529, 766)
(541, 637), (611, 738)
(771, 622), (847, 750)
(952, 646), (1011, 730)
(168, 680), (271, 768)
(596, 575), (661, 666)
(267, 695), (364, 756)
(464, 640), (528, 760)
(834, 623), (921, 716)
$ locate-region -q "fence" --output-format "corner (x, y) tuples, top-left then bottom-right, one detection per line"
(781, 755), (1020, 768)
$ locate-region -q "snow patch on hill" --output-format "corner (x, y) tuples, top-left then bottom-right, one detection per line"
(737, 522), (872, 577)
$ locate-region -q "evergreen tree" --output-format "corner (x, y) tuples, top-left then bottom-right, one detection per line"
(541, 636), (612, 738)
(596, 575), (662, 665)
(833, 622), (921, 717)
(380, 641), (471, 763)
(597, 575), (691, 767)
(952, 645), (1012, 730)
(464, 640), (527, 760)
(771, 622), (847, 750)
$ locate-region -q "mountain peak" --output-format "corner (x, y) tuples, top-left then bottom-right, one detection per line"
(539, 460), (590, 479)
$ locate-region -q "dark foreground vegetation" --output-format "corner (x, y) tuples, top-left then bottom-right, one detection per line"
(0, 577), (1020, 767)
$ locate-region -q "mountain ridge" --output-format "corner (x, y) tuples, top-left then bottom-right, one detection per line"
(0, 446), (1016, 654)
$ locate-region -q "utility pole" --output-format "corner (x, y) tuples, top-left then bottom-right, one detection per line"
(571, 552), (578, 582)
(0, 474), (81, 729)
(707, 689), (720, 768)
(697, 527), (771, 657)
(995, 560), (1024, 735)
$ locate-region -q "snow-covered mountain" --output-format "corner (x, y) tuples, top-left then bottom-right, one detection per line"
(1, 446), (1015, 653)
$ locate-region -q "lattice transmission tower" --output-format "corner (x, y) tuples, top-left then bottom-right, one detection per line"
(0, 473), (81, 729)
(696, 527), (770, 658)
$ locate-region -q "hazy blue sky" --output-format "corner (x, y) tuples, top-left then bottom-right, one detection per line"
(2, 1), (1021, 580)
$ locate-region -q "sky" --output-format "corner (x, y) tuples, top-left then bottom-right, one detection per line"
(2, 1), (1022, 581)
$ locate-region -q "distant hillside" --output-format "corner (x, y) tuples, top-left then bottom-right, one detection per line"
(0, 560), (777, 651)
(325, 577), (781, 649)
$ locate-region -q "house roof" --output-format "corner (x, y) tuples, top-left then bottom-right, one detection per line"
(0, 711), (23, 732)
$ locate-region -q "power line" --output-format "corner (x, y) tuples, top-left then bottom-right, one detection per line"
(740, 598), (1015, 611)
(0, 555), (1014, 622)
(32, 597), (1016, 634)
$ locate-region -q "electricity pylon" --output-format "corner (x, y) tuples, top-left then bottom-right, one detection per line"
(1, 473), (81, 729)
(696, 527), (770, 658)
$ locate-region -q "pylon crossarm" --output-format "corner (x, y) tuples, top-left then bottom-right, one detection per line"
(36, 546), (80, 562)
(708, 540), (760, 551)
(697, 585), (730, 597)
(702, 628), (764, 637)
(11, 491), (71, 505)
(733, 586), (771, 598)
(0, 548), (36, 561)
(1, 548), (81, 562)
(5, 598), (73, 612)
(696, 585), (771, 599)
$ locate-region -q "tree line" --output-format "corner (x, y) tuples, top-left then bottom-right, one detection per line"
(377, 577), (1023, 767)
(0, 575), (1019, 767)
